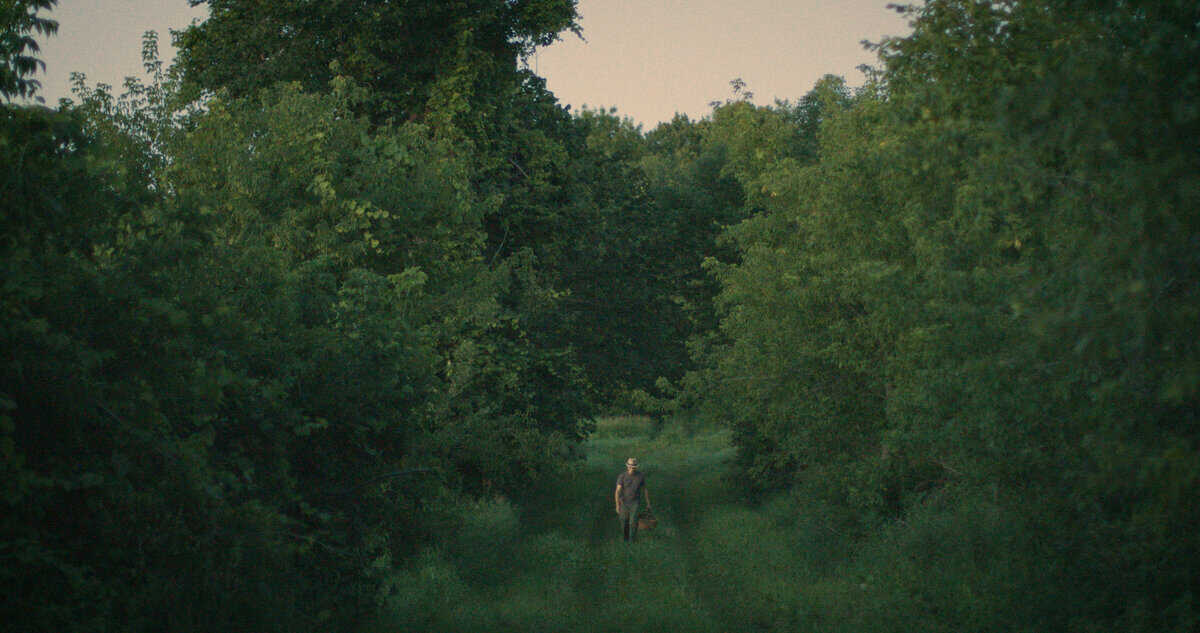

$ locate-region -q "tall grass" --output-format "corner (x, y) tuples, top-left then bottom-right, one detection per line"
(366, 416), (723, 632)
(370, 416), (1082, 632)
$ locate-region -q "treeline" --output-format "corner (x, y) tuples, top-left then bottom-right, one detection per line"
(2, 0), (1198, 630)
(677, 1), (1200, 631)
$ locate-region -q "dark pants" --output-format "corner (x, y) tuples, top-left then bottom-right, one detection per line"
(619, 501), (640, 542)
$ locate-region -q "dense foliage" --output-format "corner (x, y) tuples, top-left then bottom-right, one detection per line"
(2, 0), (1197, 630)
(684, 0), (1200, 630)
(1, 6), (599, 630)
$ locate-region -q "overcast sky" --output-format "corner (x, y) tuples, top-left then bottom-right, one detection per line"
(29, 0), (910, 128)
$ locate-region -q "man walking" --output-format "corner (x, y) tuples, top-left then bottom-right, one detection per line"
(615, 457), (651, 542)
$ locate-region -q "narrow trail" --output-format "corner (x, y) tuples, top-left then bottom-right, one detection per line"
(549, 417), (740, 632)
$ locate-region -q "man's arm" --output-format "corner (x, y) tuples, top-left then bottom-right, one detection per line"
(643, 485), (652, 511)
(614, 483), (622, 514)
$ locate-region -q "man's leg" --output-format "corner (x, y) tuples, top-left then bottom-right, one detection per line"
(625, 502), (640, 542)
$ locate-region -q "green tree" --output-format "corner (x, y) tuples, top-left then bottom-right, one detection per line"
(175, 0), (579, 125)
(178, 0), (600, 424)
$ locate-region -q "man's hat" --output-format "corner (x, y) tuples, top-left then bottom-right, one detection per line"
(626, 457), (638, 467)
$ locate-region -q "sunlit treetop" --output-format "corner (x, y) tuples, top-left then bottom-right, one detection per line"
(175, 0), (580, 122)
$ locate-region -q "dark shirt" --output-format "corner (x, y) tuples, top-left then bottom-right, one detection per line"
(616, 470), (646, 505)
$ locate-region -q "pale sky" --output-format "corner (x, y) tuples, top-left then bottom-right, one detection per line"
(28, 0), (910, 128)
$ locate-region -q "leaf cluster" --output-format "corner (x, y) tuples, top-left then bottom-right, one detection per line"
(0, 0), (57, 100)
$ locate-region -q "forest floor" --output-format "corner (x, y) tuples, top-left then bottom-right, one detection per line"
(370, 415), (835, 632)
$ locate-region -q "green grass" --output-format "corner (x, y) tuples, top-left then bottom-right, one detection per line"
(367, 417), (732, 632)
(368, 416), (1059, 633)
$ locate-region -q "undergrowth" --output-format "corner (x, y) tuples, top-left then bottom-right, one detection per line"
(367, 416), (1108, 632)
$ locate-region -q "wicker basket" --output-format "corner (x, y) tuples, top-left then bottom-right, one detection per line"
(637, 509), (658, 531)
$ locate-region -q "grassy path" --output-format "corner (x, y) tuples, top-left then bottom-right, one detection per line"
(372, 416), (787, 632)
(372, 415), (1046, 633)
